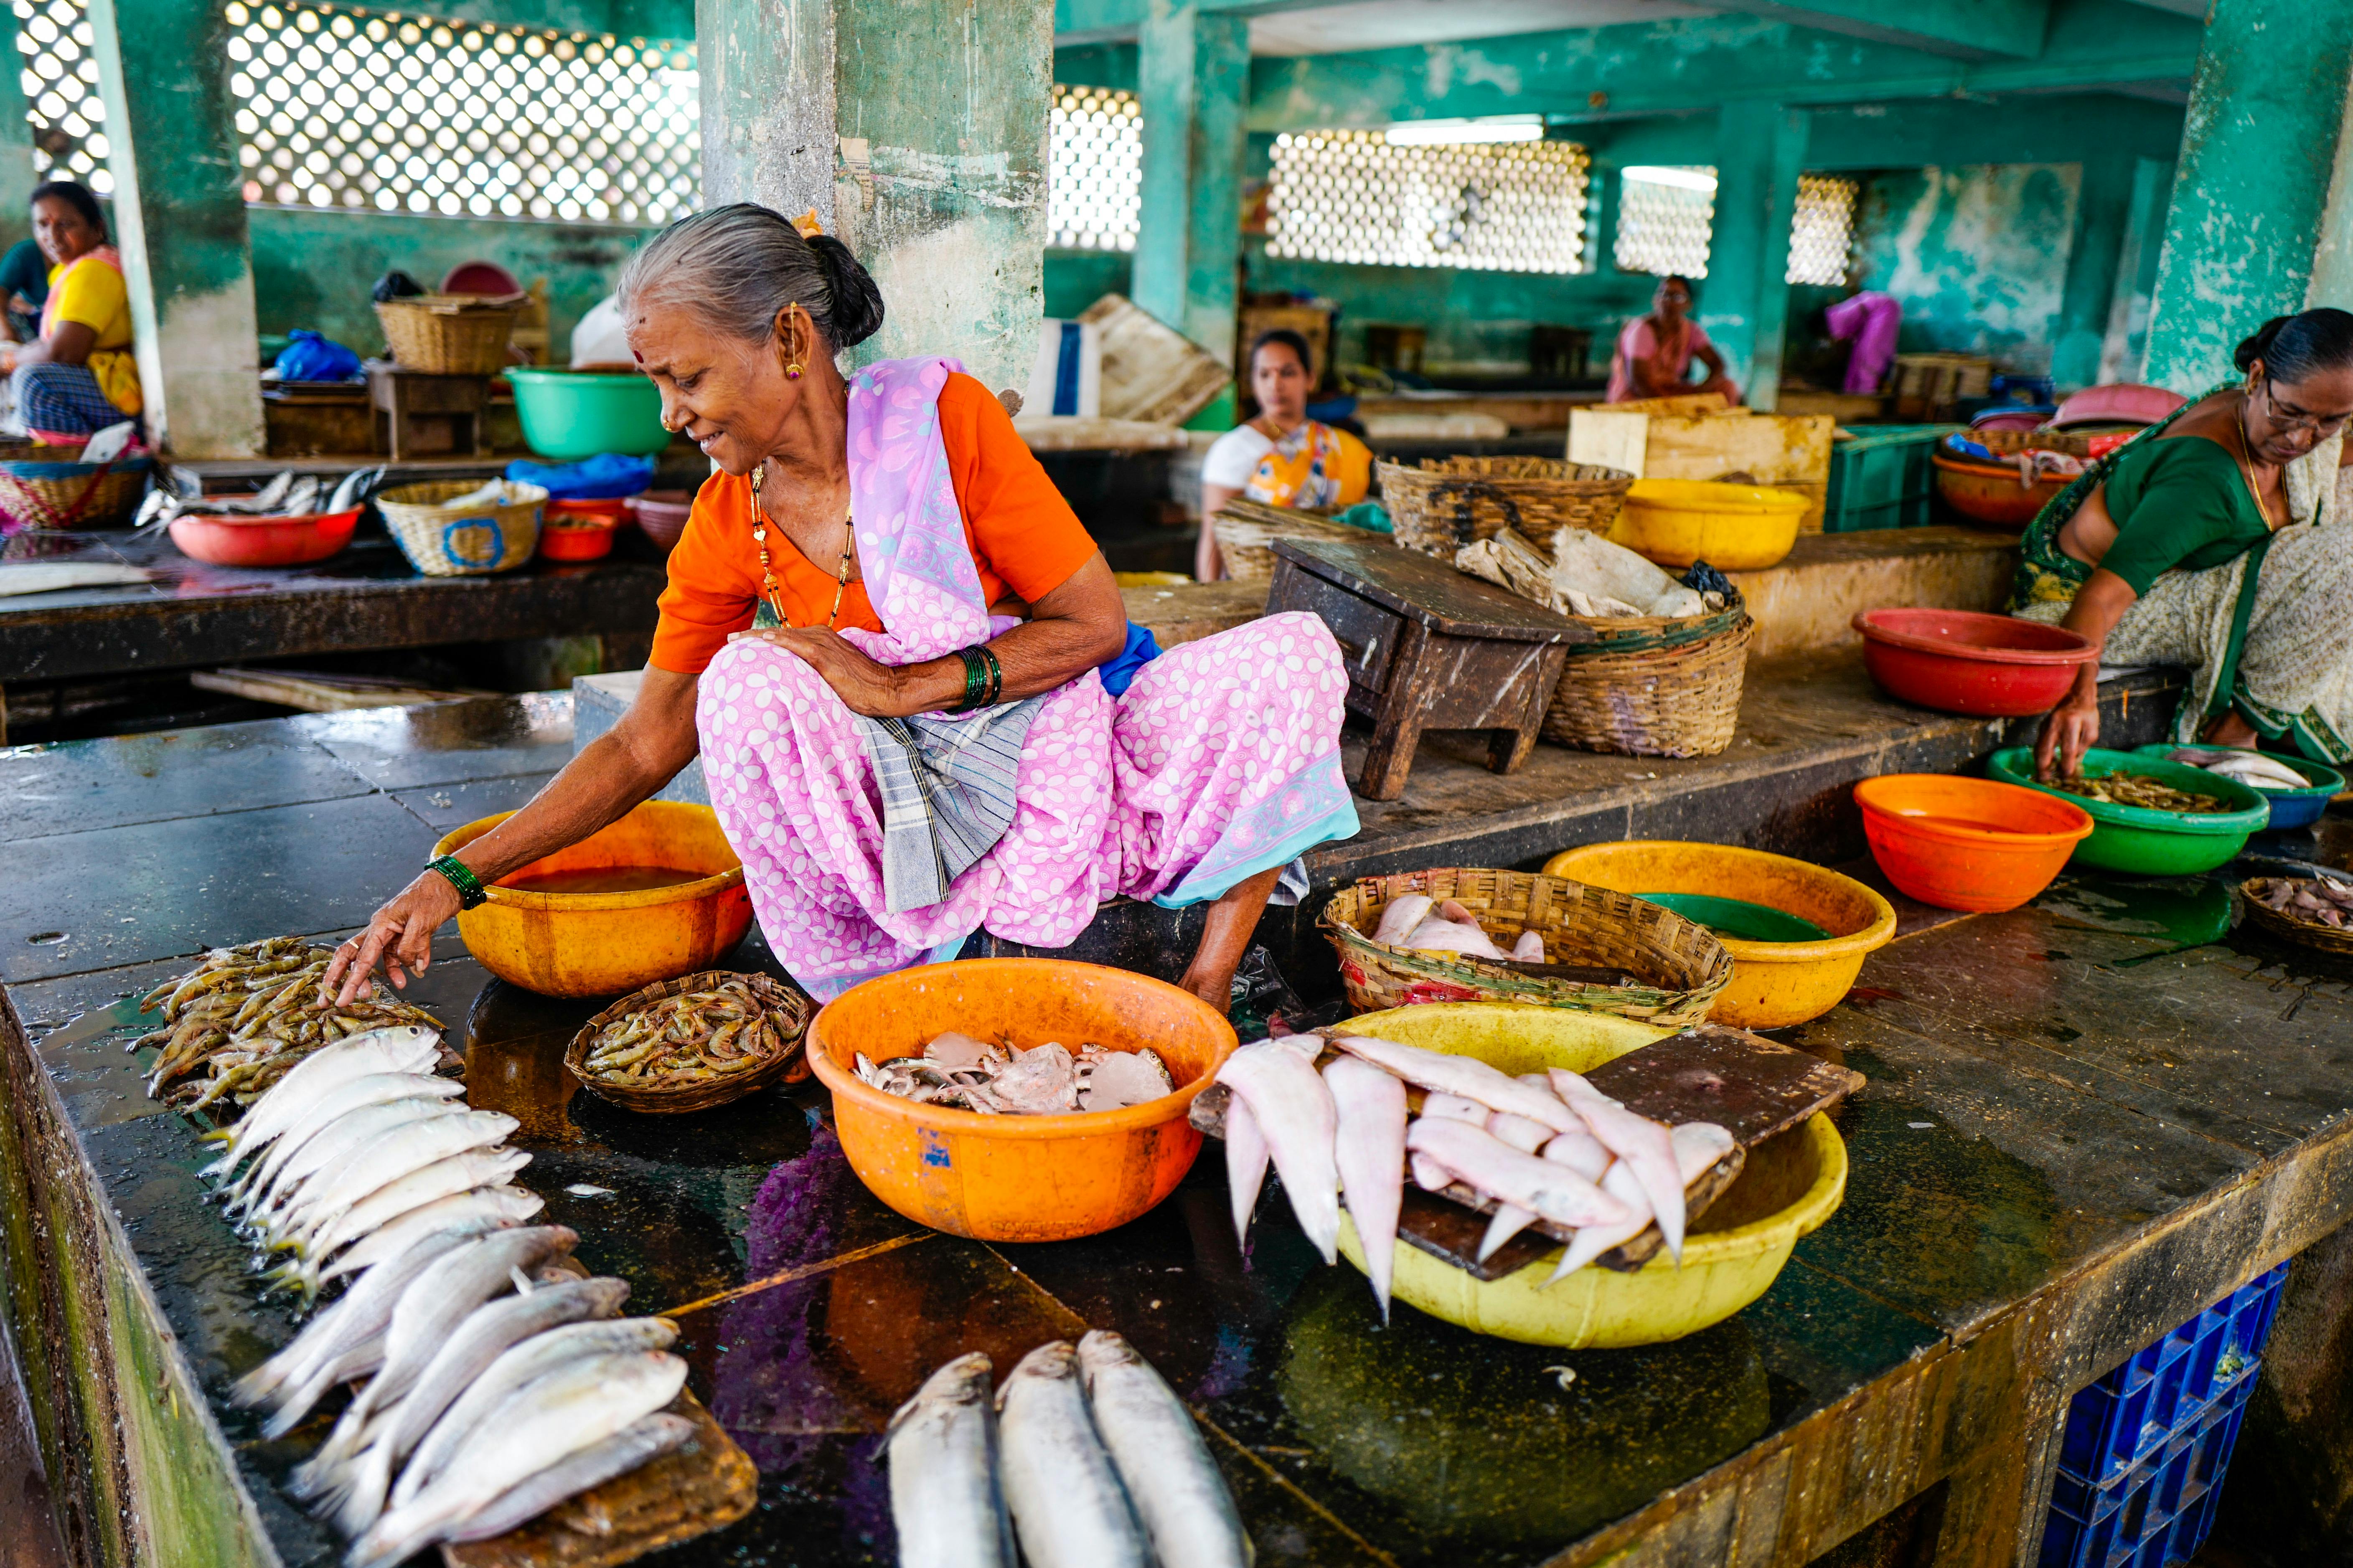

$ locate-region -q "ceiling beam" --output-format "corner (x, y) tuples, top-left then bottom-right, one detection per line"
(1055, 0), (1339, 46)
(1703, 0), (2050, 61)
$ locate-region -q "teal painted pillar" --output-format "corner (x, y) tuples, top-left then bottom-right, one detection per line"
(1699, 100), (1807, 412)
(2144, 0), (2353, 394)
(85, 0), (264, 457)
(2051, 152), (2135, 392)
(2100, 158), (2174, 384)
(1132, 1), (1248, 373)
(699, 0), (1051, 393)
(0, 15), (38, 249)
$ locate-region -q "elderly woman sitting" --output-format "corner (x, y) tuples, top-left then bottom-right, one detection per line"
(327, 204), (1359, 1010)
(0, 180), (140, 443)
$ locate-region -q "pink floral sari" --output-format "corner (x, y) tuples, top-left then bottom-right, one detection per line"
(696, 357), (1359, 999)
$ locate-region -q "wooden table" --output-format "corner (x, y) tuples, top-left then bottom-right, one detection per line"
(1268, 535), (1588, 799)
(366, 358), (493, 459)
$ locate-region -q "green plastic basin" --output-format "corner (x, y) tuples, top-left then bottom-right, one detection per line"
(1985, 747), (2269, 875)
(506, 367), (669, 460)
(1636, 892), (1831, 943)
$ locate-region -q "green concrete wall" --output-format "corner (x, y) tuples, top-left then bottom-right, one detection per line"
(1851, 163), (2083, 374)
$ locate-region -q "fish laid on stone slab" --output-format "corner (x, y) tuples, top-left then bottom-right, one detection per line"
(996, 1342), (1148, 1568)
(441, 1413), (696, 1546)
(220, 1073), (465, 1206)
(263, 1111), (521, 1251)
(887, 1352), (1014, 1568)
(198, 1027), (444, 1168)
(268, 1185), (543, 1301)
(295, 1148), (532, 1267)
(235, 1097), (470, 1225)
(236, 1225), (477, 1422)
(1078, 1331), (1252, 1568)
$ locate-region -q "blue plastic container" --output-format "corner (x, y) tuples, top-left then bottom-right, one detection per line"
(2038, 1261), (2287, 1568)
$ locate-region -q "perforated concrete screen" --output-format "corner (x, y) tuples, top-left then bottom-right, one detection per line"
(1266, 130), (1590, 274)
(1787, 174), (1858, 286)
(1614, 166), (1715, 279)
(12, 0), (107, 192)
(1049, 84), (1141, 252)
(223, 1), (697, 221)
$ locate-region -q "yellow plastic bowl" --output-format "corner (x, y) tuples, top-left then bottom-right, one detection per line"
(434, 801), (753, 997)
(1332, 1002), (1847, 1347)
(1540, 842), (1896, 1029)
(1607, 478), (1808, 570)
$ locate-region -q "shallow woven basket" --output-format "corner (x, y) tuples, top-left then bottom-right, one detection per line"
(564, 969), (813, 1114)
(2238, 879), (2353, 957)
(1494, 526), (1750, 656)
(1210, 497), (1373, 581)
(377, 479), (545, 576)
(1379, 457), (1634, 558)
(1544, 616), (1753, 758)
(375, 295), (519, 375)
(1319, 868), (1732, 1026)
(0, 445), (150, 530)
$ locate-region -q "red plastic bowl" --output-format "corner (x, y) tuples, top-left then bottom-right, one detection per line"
(630, 490), (693, 553)
(167, 506), (362, 567)
(1931, 452), (2070, 529)
(1854, 609), (2096, 717)
(1855, 774), (2093, 913)
(538, 519), (615, 561)
(2051, 382), (2185, 430)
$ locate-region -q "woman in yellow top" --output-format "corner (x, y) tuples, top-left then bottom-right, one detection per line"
(1196, 328), (1372, 580)
(1, 180), (141, 444)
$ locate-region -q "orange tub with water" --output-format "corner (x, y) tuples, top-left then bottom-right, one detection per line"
(806, 959), (1237, 1242)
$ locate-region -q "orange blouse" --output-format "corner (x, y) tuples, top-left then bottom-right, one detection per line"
(649, 373), (1101, 675)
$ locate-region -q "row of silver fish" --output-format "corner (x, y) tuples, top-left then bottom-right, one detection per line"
(887, 1333), (1250, 1568)
(1215, 1032), (1733, 1318)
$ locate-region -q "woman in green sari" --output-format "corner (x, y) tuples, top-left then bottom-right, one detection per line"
(2013, 310), (2353, 779)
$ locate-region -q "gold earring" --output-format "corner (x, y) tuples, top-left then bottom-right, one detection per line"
(784, 301), (803, 379)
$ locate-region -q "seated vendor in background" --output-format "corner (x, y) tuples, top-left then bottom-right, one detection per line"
(1195, 328), (1373, 581)
(1, 180), (141, 444)
(2015, 308), (2353, 779)
(0, 236), (48, 347)
(1606, 274), (1740, 405)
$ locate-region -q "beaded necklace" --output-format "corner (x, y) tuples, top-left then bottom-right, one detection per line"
(748, 459), (853, 628)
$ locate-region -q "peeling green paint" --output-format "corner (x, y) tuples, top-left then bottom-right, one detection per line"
(1855, 162), (2081, 374)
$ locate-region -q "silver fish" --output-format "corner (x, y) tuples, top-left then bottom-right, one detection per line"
(395, 1318), (680, 1511)
(442, 1413), (695, 1545)
(1335, 1036), (1581, 1135)
(1224, 1098), (1270, 1247)
(242, 1226), (478, 1435)
(346, 1350), (688, 1568)
(236, 1097), (467, 1224)
(294, 1149), (531, 1264)
(321, 1276), (630, 1535)
(221, 1073), (463, 1204)
(1215, 1041), (1339, 1264)
(1404, 1118), (1631, 1232)
(1322, 1055), (1406, 1321)
(198, 1028), (442, 1166)
(996, 1342), (1146, 1568)
(1547, 1069), (1687, 1261)
(266, 1112), (521, 1250)
(887, 1352), (1014, 1568)
(270, 1185), (544, 1300)
(1077, 1332), (1250, 1568)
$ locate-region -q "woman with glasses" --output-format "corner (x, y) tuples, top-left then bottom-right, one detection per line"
(2015, 309), (2353, 779)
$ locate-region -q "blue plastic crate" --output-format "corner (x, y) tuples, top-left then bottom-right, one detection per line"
(2039, 1368), (2257, 1568)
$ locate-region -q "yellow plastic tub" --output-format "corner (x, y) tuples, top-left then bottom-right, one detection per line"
(1332, 1002), (1847, 1347)
(1608, 478), (1808, 570)
(1541, 842), (1896, 1029)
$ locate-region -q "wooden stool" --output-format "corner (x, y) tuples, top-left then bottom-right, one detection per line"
(1268, 536), (1587, 800)
(366, 359), (492, 459)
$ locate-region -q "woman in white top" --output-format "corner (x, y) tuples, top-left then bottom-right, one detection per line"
(1196, 329), (1373, 580)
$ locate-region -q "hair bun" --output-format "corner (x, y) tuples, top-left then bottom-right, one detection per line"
(2234, 316), (2289, 374)
(808, 234), (886, 349)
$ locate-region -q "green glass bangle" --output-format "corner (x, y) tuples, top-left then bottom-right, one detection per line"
(977, 644), (1003, 706)
(427, 854), (488, 910)
(950, 645), (989, 713)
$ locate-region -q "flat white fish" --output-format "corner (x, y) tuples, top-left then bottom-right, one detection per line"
(237, 1097), (468, 1223)
(1510, 929), (1546, 962)
(1370, 893), (1433, 946)
(267, 1112), (522, 1250)
(396, 1317), (680, 1511)
(216, 1073), (462, 1198)
(1541, 1129), (1612, 1182)
(887, 1352), (1014, 1568)
(442, 1413), (694, 1545)
(1472, 1110), (1558, 1257)
(996, 1342), (1146, 1568)
(1405, 1117), (1631, 1231)
(273, 1185), (544, 1299)
(1409, 1152), (1452, 1191)
(1419, 1093), (1488, 1125)
(1078, 1332), (1251, 1568)
(1224, 1097), (1270, 1246)
(1435, 899), (1479, 924)
(1323, 1056), (1406, 1321)
(200, 1028), (442, 1167)
(236, 1225), (474, 1420)
(1402, 916), (1510, 961)
(1215, 1042), (1339, 1264)
(1335, 1036), (1581, 1135)
(295, 1148), (531, 1265)
(345, 1350), (687, 1568)
(1543, 1120), (1735, 1285)
(1547, 1069), (1688, 1262)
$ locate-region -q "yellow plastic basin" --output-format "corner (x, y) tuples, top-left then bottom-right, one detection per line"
(1332, 1002), (1847, 1347)
(1541, 841), (1896, 1029)
(434, 801), (754, 997)
(1608, 478), (1808, 570)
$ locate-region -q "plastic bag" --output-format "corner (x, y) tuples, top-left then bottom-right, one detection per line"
(503, 452), (656, 500)
(274, 329), (361, 383)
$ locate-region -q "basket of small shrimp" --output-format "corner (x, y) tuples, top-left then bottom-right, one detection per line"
(564, 969), (813, 1114)
(1319, 868), (1733, 1027)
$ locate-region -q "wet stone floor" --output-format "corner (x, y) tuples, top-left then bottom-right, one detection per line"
(8, 705), (2353, 1565)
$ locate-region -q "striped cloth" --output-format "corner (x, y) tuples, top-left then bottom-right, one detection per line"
(856, 697), (1044, 913)
(13, 362), (133, 442)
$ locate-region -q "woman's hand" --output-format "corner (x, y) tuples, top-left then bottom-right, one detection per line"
(727, 624), (938, 717)
(325, 869), (462, 1005)
(2034, 693), (2101, 781)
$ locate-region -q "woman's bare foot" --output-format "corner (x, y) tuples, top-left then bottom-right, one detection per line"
(1174, 866), (1284, 1012)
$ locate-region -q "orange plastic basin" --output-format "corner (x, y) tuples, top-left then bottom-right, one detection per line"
(806, 959), (1237, 1242)
(1854, 774), (2092, 913)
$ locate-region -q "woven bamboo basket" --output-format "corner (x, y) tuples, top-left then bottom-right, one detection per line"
(1544, 616), (1753, 758)
(564, 969), (813, 1114)
(1379, 457), (1634, 558)
(1210, 497), (1375, 581)
(0, 442), (150, 530)
(377, 479), (545, 576)
(375, 294), (519, 375)
(2238, 880), (2353, 957)
(1319, 869), (1731, 1025)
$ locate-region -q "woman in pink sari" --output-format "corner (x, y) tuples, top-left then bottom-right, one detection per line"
(328, 205), (1358, 1009)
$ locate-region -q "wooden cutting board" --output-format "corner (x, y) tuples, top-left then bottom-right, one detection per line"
(1191, 1023), (1863, 1282)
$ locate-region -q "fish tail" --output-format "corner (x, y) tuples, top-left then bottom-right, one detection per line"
(327, 1447), (392, 1537)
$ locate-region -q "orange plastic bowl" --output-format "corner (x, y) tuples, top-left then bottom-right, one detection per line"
(537, 518), (616, 561)
(1931, 453), (2071, 530)
(1854, 774), (2093, 913)
(806, 959), (1237, 1242)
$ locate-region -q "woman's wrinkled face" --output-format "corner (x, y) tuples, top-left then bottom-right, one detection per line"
(2248, 360), (2353, 465)
(628, 297), (800, 475)
(1251, 342), (1310, 426)
(32, 196), (99, 268)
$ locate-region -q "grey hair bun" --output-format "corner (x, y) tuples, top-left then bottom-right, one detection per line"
(615, 203), (887, 355)
(807, 234), (885, 348)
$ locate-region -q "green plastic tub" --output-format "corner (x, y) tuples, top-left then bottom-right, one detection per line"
(1636, 892), (1831, 943)
(1985, 747), (2269, 875)
(2131, 744), (2345, 832)
(506, 367), (669, 459)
